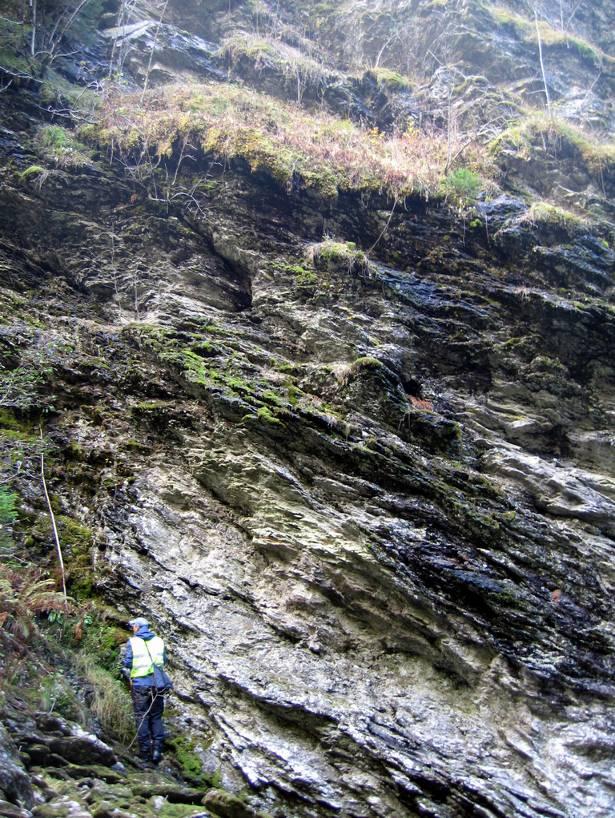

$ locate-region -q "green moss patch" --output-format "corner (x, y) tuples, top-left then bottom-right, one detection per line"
(35, 125), (92, 168)
(365, 67), (412, 91)
(56, 516), (97, 599)
(167, 735), (210, 787)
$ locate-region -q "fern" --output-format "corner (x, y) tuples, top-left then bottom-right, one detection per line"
(0, 566), (70, 642)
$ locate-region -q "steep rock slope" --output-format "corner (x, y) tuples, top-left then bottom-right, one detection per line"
(0, 2), (614, 817)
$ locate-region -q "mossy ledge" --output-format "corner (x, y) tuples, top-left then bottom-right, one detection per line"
(82, 81), (491, 201)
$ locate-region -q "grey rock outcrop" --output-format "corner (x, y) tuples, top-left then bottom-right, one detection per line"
(0, 1), (613, 817)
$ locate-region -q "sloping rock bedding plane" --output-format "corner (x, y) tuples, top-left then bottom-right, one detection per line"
(0, 1), (613, 817)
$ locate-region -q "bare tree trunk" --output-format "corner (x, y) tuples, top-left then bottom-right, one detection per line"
(30, 0), (36, 57)
(133, 271), (140, 320)
(40, 443), (68, 606)
(140, 0), (168, 102)
(534, 7), (552, 118)
(445, 82), (456, 172)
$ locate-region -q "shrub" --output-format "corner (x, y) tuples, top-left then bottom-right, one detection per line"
(78, 614), (126, 672)
(56, 515), (96, 599)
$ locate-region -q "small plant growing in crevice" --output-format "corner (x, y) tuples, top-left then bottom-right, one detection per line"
(35, 124), (92, 168)
(443, 167), (482, 208)
(76, 653), (134, 743)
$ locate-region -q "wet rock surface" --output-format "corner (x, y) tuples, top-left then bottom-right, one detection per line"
(0, 695), (213, 818)
(1, 136), (613, 814)
(0, 1), (614, 817)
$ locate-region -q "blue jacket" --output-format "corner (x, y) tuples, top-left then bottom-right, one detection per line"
(123, 625), (168, 687)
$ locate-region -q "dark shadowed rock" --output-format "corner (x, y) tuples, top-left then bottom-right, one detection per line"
(46, 736), (116, 768)
(0, 726), (33, 811)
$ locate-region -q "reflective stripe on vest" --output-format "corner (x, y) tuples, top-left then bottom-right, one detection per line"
(129, 636), (165, 679)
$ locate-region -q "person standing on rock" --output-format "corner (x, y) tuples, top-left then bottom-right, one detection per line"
(122, 616), (167, 765)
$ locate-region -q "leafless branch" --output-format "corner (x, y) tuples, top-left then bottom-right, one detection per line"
(367, 197), (398, 256)
(39, 431), (68, 607)
(534, 6), (552, 117)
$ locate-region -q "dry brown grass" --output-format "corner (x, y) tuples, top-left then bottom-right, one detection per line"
(86, 81), (492, 200)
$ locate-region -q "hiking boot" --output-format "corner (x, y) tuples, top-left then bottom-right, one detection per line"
(152, 743), (163, 765)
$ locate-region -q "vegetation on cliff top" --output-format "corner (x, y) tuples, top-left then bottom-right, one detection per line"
(84, 81), (491, 200)
(488, 4), (612, 68)
(491, 112), (615, 173)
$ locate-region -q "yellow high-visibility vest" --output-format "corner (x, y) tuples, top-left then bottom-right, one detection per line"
(129, 636), (165, 679)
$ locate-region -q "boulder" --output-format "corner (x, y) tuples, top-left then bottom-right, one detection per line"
(202, 790), (266, 818)
(0, 725), (33, 811)
(46, 736), (116, 768)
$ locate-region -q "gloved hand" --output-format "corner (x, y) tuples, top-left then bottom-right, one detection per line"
(121, 667), (131, 681)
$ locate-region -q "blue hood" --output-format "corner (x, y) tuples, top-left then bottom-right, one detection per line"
(135, 626), (156, 640)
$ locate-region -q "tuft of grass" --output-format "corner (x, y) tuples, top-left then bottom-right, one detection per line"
(76, 654), (134, 743)
(19, 164), (46, 180)
(365, 67), (412, 91)
(522, 201), (588, 234)
(307, 239), (369, 273)
(351, 356), (383, 372)
(490, 113), (614, 175)
(222, 31), (329, 91)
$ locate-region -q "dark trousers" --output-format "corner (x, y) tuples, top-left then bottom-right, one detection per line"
(132, 687), (165, 755)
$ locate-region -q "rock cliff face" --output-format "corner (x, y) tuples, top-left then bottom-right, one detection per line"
(0, 2), (614, 817)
